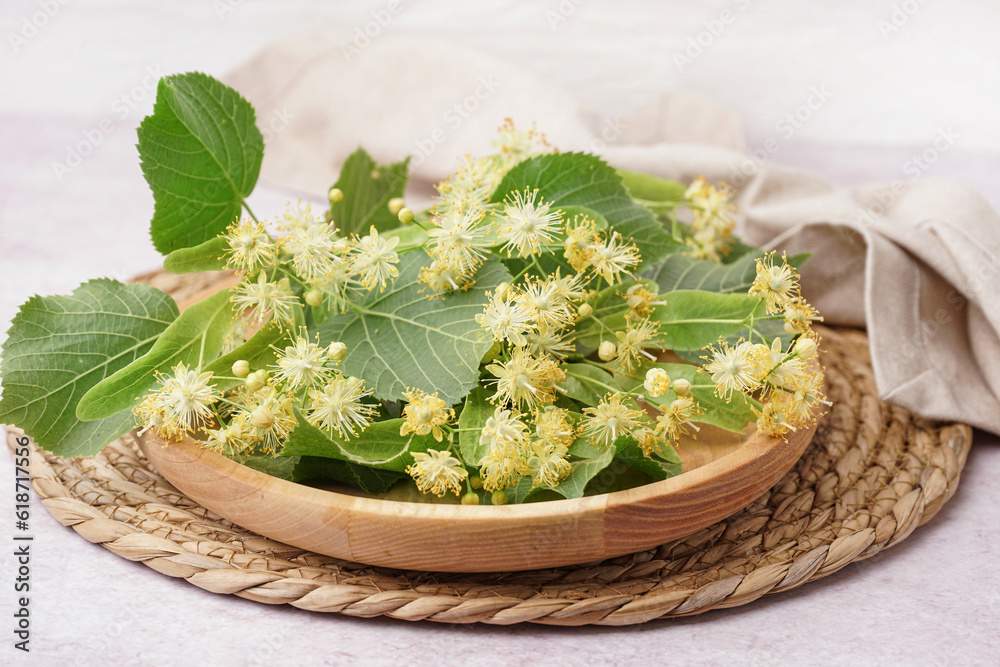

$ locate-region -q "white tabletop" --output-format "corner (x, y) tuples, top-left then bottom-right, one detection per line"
(1, 2), (999, 665)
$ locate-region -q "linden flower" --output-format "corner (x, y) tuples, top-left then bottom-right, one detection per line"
(783, 298), (823, 334)
(563, 215), (599, 272)
(759, 337), (806, 391)
(400, 388), (454, 442)
(550, 270), (590, 303)
(232, 272), (299, 326)
(581, 393), (644, 447)
(492, 118), (551, 170)
(516, 278), (575, 330)
(223, 219), (275, 275)
(749, 252), (800, 314)
(654, 395), (702, 444)
(643, 368), (671, 397)
(314, 264), (362, 313)
(201, 412), (253, 456)
(524, 324), (575, 359)
(626, 285), (665, 320)
(426, 207), (491, 268)
(306, 375), (376, 440)
(283, 223), (345, 284)
(475, 291), (535, 347)
(133, 394), (181, 441)
(350, 226), (400, 291)
(497, 188), (562, 257)
(632, 426), (664, 457)
(479, 406), (530, 451)
(478, 445), (525, 492)
(151, 362), (220, 433)
(704, 340), (767, 401)
(246, 385), (297, 453)
(280, 200), (323, 232)
(753, 402), (796, 438)
(525, 441), (572, 489)
(433, 155), (502, 215)
(614, 318), (660, 374)
(686, 177), (737, 236)
(685, 227), (732, 264)
(590, 232), (641, 285)
(487, 347), (565, 410)
(272, 333), (333, 389)
(419, 257), (474, 294)
(406, 449), (468, 497)
(774, 370), (830, 425)
(533, 407), (576, 448)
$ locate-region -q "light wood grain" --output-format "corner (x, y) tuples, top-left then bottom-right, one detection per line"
(136, 416), (816, 572)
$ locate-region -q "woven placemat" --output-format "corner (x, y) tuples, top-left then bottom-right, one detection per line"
(6, 269), (972, 625)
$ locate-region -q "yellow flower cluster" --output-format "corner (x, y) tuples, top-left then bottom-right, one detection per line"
(703, 252), (828, 437)
(683, 177), (738, 262)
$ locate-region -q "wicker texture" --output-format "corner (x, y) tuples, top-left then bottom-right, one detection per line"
(6, 270), (972, 625)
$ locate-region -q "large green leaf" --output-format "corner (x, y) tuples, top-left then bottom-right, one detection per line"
(316, 250), (510, 404)
(642, 251), (811, 294)
(562, 363), (624, 406)
(279, 413), (434, 472)
(138, 71), (263, 254)
(77, 288), (234, 420)
(491, 152), (683, 266)
(550, 446), (616, 499)
(0, 280), (178, 457)
(328, 148), (410, 235)
(616, 169), (687, 202)
(162, 236), (229, 274)
(457, 386), (492, 466)
(654, 290), (761, 352)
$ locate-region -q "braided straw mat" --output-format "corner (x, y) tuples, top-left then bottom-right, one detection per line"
(6, 269), (972, 626)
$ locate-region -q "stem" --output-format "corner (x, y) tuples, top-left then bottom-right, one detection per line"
(243, 202), (262, 225)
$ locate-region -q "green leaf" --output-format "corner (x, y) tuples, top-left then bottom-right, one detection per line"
(616, 169), (687, 202)
(316, 250), (510, 404)
(622, 362), (757, 433)
(642, 251), (811, 294)
(162, 236), (229, 274)
(77, 288), (234, 420)
(654, 290), (760, 352)
(279, 413), (434, 472)
(138, 71), (263, 254)
(457, 386), (492, 466)
(294, 456), (405, 495)
(238, 454), (300, 481)
(562, 363), (623, 406)
(613, 439), (679, 481)
(328, 148), (410, 235)
(491, 153), (683, 266)
(572, 278), (659, 350)
(550, 446), (616, 499)
(0, 280), (178, 457)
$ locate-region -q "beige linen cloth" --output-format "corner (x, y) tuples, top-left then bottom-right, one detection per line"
(227, 36), (1000, 435)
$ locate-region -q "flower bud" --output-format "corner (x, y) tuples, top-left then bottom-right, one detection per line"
(246, 370), (268, 392)
(232, 360), (250, 378)
(643, 368), (671, 397)
(304, 289), (323, 307)
(470, 475), (484, 490)
(577, 303), (593, 318)
(794, 337), (818, 360)
(598, 340), (617, 361)
(328, 187), (344, 203)
(491, 490), (509, 506)
(672, 378), (692, 397)
(397, 207), (414, 224)
(388, 197), (405, 215)
(494, 282), (511, 300)
(461, 492), (480, 506)
(327, 341), (347, 361)
(251, 405), (275, 429)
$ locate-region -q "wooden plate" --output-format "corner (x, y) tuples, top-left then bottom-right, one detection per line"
(135, 417), (816, 573)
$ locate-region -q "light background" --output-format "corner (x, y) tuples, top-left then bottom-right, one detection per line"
(1, 1), (998, 665)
